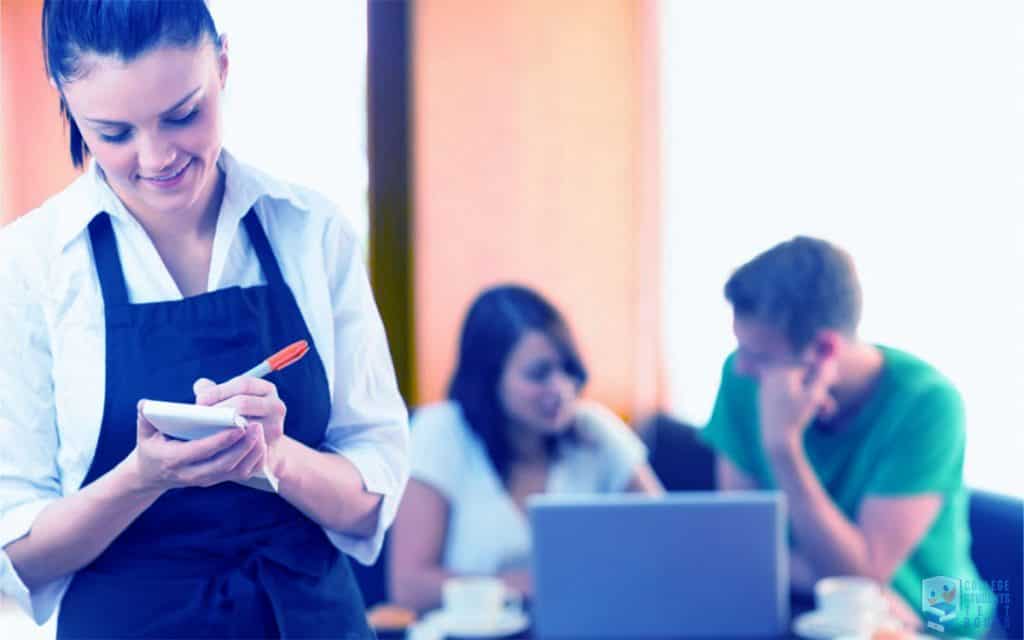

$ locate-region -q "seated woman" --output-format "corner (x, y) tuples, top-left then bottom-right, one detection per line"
(389, 285), (663, 612)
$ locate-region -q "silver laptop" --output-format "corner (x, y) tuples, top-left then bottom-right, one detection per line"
(528, 491), (789, 638)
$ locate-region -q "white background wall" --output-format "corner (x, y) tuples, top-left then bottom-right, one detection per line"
(660, 1), (1023, 496)
(211, 0), (368, 246)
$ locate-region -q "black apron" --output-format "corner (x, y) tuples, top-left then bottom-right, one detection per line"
(57, 210), (373, 639)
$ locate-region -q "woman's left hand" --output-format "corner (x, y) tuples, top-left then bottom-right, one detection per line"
(193, 376), (287, 456)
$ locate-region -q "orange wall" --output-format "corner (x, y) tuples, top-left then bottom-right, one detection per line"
(0, 0), (80, 224)
(413, 0), (664, 418)
(1, 0), (666, 417)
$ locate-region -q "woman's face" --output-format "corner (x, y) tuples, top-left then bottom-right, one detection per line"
(60, 40), (228, 222)
(498, 330), (580, 437)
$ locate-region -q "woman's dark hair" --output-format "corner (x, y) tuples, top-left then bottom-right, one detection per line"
(448, 285), (588, 485)
(42, 0), (221, 168)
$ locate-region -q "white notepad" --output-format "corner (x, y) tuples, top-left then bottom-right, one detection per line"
(141, 400), (280, 492)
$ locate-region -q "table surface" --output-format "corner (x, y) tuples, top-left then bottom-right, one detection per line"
(402, 592), (823, 640)
(4, 591), (949, 640)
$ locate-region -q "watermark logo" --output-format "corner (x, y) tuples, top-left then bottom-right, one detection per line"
(922, 576), (961, 632)
(921, 575), (1010, 634)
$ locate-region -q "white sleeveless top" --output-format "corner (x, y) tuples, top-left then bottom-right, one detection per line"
(409, 400), (648, 575)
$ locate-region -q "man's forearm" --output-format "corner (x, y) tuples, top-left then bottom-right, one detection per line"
(768, 437), (874, 579)
(789, 547), (818, 594)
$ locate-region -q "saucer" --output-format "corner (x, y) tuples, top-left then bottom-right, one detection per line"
(793, 609), (935, 640)
(410, 607), (529, 640)
(792, 609), (884, 639)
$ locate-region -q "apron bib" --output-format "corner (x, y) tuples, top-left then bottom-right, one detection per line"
(57, 211), (372, 639)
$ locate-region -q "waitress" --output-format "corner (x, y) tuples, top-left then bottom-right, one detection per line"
(0, 1), (408, 637)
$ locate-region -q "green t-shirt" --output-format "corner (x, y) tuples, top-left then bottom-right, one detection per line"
(700, 346), (994, 637)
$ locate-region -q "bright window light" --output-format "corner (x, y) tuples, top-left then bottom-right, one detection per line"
(210, 0), (369, 249)
(659, 1), (1023, 496)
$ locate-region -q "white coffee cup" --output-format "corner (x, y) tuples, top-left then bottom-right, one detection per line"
(441, 577), (520, 633)
(813, 576), (888, 633)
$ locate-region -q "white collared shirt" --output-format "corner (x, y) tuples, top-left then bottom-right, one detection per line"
(0, 150), (410, 624)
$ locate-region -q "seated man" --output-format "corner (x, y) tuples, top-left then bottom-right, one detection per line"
(700, 236), (993, 637)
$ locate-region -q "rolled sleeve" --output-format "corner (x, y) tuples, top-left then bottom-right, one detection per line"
(576, 402), (649, 491)
(324, 440), (407, 565)
(318, 214), (410, 565)
(0, 225), (67, 623)
(1, 501), (71, 624)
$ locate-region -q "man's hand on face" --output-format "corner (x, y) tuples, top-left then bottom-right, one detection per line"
(758, 356), (840, 455)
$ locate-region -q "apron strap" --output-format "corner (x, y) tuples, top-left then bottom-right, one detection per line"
(87, 212), (131, 308)
(242, 208), (288, 292)
(88, 207), (287, 306)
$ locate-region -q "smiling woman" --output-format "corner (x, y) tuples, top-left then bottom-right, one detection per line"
(388, 285), (663, 613)
(53, 33), (229, 295)
(0, 1), (408, 638)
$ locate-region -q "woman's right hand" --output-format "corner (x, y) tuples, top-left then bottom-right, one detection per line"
(130, 400), (268, 492)
(499, 569), (533, 600)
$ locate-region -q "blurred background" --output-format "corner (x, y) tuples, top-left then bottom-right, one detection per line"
(0, 0), (1021, 622)
(2, 0), (1021, 494)
(3, 0), (1022, 477)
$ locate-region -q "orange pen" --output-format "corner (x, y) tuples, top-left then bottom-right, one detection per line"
(239, 340), (309, 379)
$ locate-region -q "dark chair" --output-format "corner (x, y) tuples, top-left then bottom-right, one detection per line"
(635, 413), (715, 491)
(351, 535), (390, 608)
(968, 489), (1023, 639)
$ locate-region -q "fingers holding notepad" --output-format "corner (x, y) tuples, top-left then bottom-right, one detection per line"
(189, 340), (309, 485)
(133, 341), (308, 493)
(135, 400), (266, 491)
(193, 377), (286, 444)
(192, 340), (308, 447)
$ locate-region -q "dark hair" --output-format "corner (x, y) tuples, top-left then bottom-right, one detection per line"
(724, 236), (862, 349)
(448, 285), (588, 484)
(42, 0), (221, 168)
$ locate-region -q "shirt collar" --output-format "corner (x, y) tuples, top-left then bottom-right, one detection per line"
(54, 148), (310, 251)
